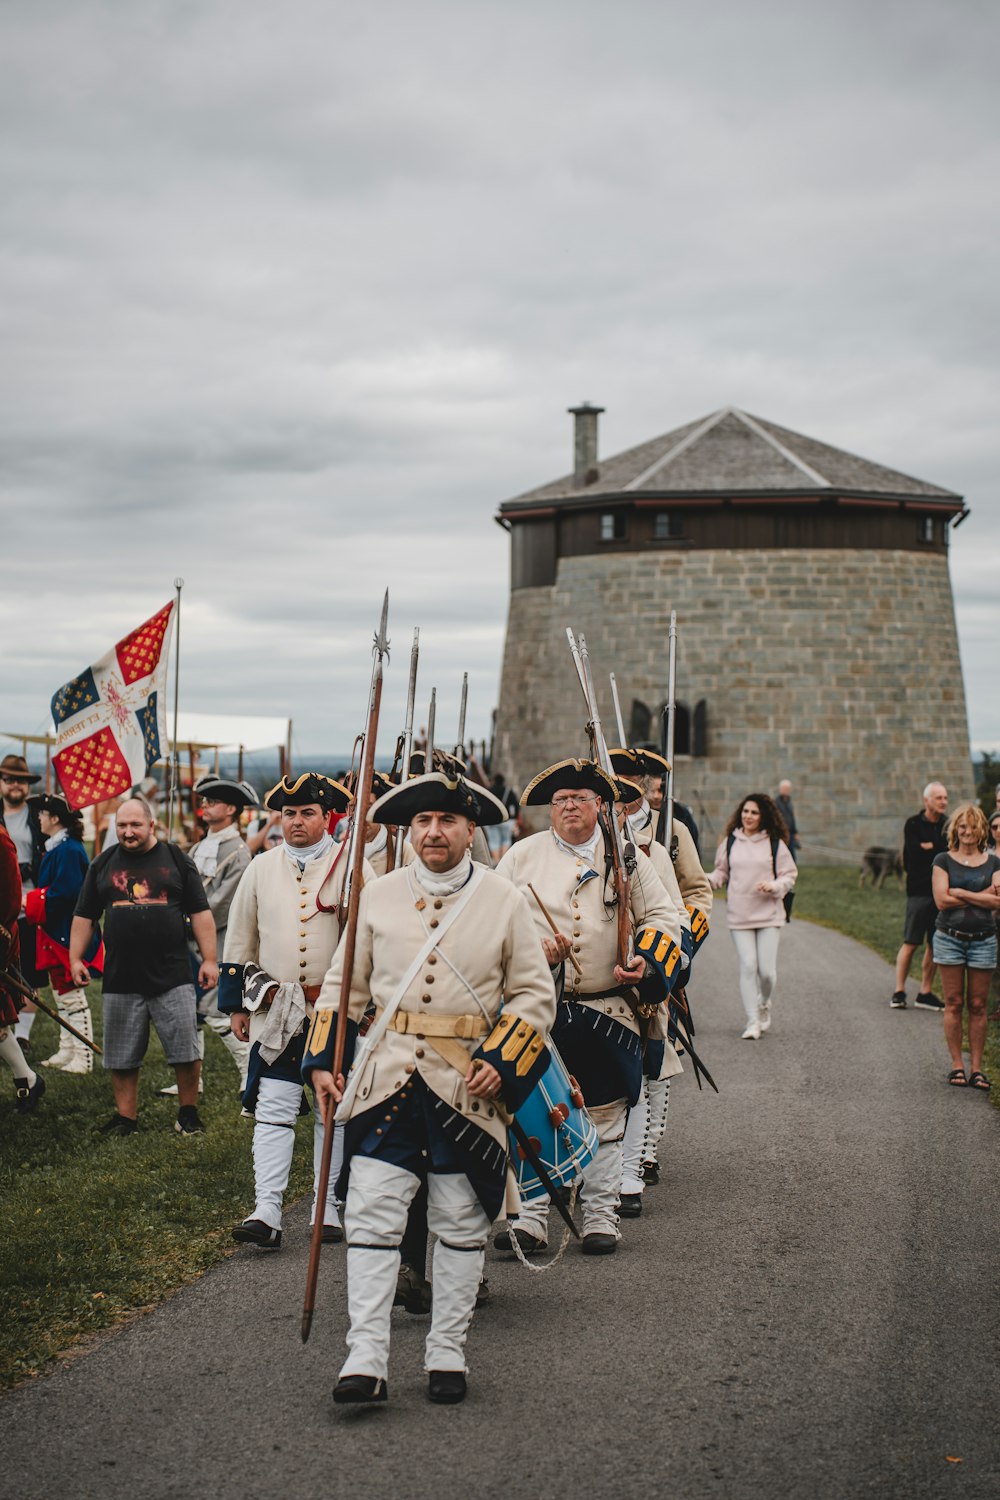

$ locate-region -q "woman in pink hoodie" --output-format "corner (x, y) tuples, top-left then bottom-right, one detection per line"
(709, 793), (797, 1040)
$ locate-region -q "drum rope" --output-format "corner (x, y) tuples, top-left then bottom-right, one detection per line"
(506, 1183), (579, 1274)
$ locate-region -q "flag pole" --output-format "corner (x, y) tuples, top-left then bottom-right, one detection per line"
(168, 577), (184, 841)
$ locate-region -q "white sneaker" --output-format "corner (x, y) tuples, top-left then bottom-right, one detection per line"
(156, 1079), (204, 1097)
(741, 1021), (761, 1040)
(758, 1005), (772, 1033)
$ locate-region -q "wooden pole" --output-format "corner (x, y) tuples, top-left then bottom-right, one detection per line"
(167, 578), (184, 842)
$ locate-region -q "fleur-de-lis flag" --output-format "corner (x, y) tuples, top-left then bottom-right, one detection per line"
(51, 602), (175, 810)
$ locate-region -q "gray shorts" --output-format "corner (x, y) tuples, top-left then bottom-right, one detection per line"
(102, 985), (200, 1071)
(903, 896), (938, 947)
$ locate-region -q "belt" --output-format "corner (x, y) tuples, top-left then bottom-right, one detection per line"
(939, 926), (992, 944)
(373, 1006), (487, 1040)
(567, 985), (633, 1005)
(302, 984), (322, 1003)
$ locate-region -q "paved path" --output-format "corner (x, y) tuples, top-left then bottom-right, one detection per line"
(5, 919), (1000, 1499)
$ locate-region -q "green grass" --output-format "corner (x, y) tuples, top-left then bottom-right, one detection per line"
(1, 990), (314, 1389)
(787, 866), (1000, 1104)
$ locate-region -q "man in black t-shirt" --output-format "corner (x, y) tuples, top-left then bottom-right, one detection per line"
(890, 781), (948, 1011)
(70, 796), (218, 1136)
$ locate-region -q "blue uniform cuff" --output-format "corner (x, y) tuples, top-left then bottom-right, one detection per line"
(218, 963), (246, 1013)
(302, 1012), (358, 1084)
(473, 1014), (549, 1112)
(636, 926), (684, 999)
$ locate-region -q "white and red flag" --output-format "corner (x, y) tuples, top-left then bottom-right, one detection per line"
(50, 602), (175, 810)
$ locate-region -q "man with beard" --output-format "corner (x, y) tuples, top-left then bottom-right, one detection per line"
(0, 754), (45, 1049)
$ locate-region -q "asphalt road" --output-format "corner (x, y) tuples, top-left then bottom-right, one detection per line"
(4, 918), (999, 1500)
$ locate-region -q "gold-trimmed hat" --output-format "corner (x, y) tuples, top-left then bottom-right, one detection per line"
(264, 772), (353, 813)
(520, 758), (619, 807)
(369, 772), (508, 827)
(608, 747), (670, 777)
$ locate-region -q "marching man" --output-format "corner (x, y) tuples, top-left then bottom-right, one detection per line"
(494, 759), (682, 1255)
(305, 770), (554, 1407)
(220, 773), (371, 1250)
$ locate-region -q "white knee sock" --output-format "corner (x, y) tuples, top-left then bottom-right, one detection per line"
(620, 1084), (649, 1196)
(341, 1158), (418, 1381)
(425, 1172), (490, 1374)
(0, 1028), (36, 1085)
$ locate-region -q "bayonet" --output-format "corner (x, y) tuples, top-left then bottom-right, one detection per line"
(609, 671), (627, 749)
(455, 671), (468, 758)
(393, 627), (420, 866)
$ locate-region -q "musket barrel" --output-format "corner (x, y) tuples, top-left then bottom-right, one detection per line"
(609, 671), (627, 748)
(394, 627), (419, 865)
(456, 671), (468, 757)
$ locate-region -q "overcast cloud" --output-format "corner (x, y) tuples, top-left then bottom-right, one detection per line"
(3, 0), (998, 761)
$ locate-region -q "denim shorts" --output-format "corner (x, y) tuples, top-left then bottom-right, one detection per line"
(932, 930), (998, 970)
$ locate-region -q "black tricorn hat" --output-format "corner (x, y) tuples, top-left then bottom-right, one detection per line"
(194, 775), (260, 810)
(28, 792), (75, 822)
(407, 749), (468, 778)
(608, 747), (670, 777)
(369, 772), (508, 828)
(341, 768), (397, 803)
(264, 772), (353, 813)
(520, 758), (620, 807)
(614, 777), (646, 806)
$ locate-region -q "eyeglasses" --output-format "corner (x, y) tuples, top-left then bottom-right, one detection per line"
(551, 794), (598, 808)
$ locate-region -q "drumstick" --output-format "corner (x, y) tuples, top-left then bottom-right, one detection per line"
(527, 883), (584, 975)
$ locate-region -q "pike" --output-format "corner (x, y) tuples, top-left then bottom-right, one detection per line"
(455, 671), (468, 759)
(659, 610), (678, 859)
(392, 627), (420, 868)
(302, 590), (390, 1344)
(566, 628), (636, 968)
(2, 960), (102, 1054)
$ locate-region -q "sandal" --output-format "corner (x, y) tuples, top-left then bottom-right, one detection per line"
(947, 1068), (968, 1086)
(967, 1071), (991, 1092)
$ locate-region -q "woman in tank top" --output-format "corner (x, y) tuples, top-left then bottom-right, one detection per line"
(931, 802), (1000, 1090)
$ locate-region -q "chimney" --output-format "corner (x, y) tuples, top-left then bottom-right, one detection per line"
(568, 401), (604, 486)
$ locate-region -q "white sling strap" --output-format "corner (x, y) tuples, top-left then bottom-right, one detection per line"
(335, 864), (485, 1122)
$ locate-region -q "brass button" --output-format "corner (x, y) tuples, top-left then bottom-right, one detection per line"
(299, 945), (306, 953)
(573, 930), (581, 938)
(228, 967), (236, 975)
(415, 1047), (424, 1059)
(428, 955), (437, 966)
(405, 1064), (414, 1074)
(375, 1127), (383, 1135)
(392, 1105), (399, 1113)
(471, 1101), (479, 1111)
(433, 900), (443, 910)
(487, 1106), (495, 1118)
(425, 975), (434, 985)
(299, 960), (307, 969)
(573, 945), (581, 953)
(429, 919), (439, 929)
(421, 995), (432, 1003)
(416, 1033), (425, 1041)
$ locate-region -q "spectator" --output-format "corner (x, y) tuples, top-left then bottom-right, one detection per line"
(247, 808), (282, 856)
(890, 782), (948, 1011)
(990, 812), (1000, 855)
(0, 754), (45, 1048)
(69, 795), (217, 1136)
(23, 793), (103, 1073)
(0, 825), (44, 1112)
(709, 793), (797, 1040)
(931, 803), (1000, 1091)
(774, 779), (800, 923)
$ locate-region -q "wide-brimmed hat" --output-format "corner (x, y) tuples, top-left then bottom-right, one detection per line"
(27, 792), (75, 822)
(520, 758), (619, 807)
(194, 775), (259, 810)
(264, 772), (353, 813)
(0, 754), (42, 784)
(369, 772), (508, 828)
(608, 747), (670, 777)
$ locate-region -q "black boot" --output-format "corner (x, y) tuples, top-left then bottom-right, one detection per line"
(428, 1371), (467, 1404)
(333, 1374), (388, 1405)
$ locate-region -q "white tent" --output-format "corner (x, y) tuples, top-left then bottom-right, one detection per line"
(167, 712), (291, 754)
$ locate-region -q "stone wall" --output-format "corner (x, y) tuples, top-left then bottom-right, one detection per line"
(495, 548), (974, 860)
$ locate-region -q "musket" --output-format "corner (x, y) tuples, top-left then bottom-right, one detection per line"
(2, 961), (102, 1054)
(302, 590), (389, 1343)
(455, 671), (468, 759)
(425, 687), (436, 773)
(609, 671), (628, 748)
(566, 628), (635, 968)
(659, 610), (678, 860)
(392, 627), (420, 868)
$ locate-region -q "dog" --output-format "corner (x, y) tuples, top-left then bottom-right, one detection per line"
(859, 846), (903, 889)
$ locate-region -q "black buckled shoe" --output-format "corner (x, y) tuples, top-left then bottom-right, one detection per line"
(641, 1160), (659, 1185)
(428, 1371), (467, 1405)
(321, 1224), (344, 1245)
(232, 1218), (282, 1250)
(618, 1193), (643, 1218)
(333, 1374), (387, 1405)
(394, 1261), (432, 1313)
(581, 1232), (618, 1256)
(492, 1227), (546, 1256)
(13, 1075), (45, 1115)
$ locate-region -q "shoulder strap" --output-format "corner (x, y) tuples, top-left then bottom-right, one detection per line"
(771, 834), (779, 878)
(726, 831), (735, 866)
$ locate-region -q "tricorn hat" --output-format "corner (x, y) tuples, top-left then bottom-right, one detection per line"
(520, 758), (620, 807)
(194, 775), (259, 810)
(608, 747), (670, 777)
(341, 767), (397, 803)
(369, 772), (508, 828)
(27, 792), (75, 822)
(0, 754), (42, 784)
(407, 748), (468, 778)
(614, 777), (646, 806)
(264, 772), (353, 813)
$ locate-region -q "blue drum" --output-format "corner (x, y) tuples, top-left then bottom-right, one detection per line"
(511, 1043), (598, 1201)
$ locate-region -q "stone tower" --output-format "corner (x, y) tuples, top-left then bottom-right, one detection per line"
(494, 405), (973, 854)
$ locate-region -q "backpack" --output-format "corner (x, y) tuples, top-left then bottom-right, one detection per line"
(727, 830), (780, 879)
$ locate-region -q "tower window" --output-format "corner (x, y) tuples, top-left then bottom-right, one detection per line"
(599, 511), (627, 542)
(919, 517), (935, 543)
(653, 511), (682, 540)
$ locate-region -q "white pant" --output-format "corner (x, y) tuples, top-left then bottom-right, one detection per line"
(250, 1076), (342, 1231)
(514, 1098), (627, 1242)
(341, 1156), (490, 1380)
(730, 926), (781, 1024)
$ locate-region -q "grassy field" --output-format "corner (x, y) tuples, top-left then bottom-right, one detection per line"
(1, 992), (314, 1390)
(3, 867), (997, 1389)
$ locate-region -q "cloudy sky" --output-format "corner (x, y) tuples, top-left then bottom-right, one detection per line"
(3, 0), (998, 762)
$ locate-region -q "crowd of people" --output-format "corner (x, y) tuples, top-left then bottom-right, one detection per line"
(1, 743), (995, 1405)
